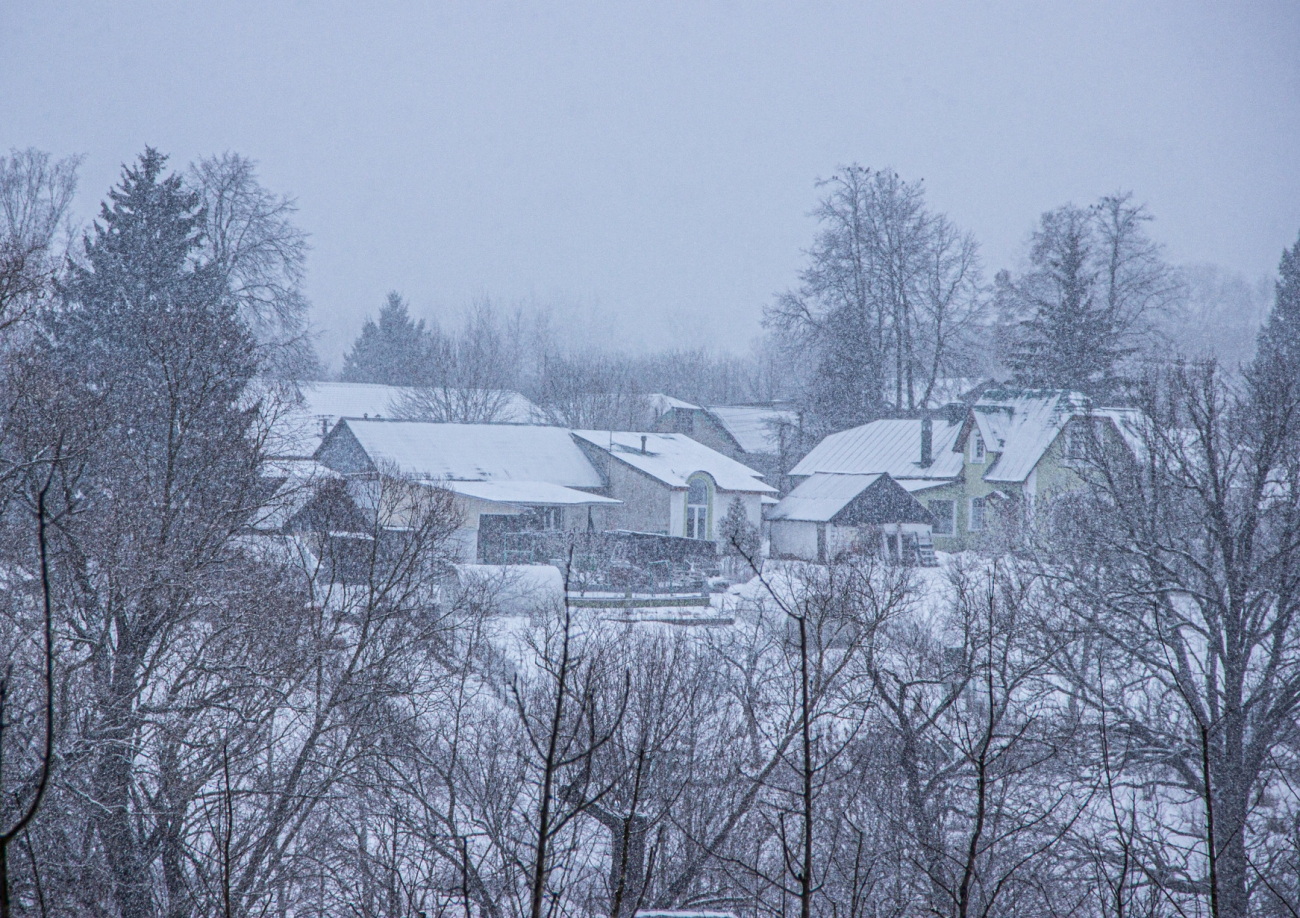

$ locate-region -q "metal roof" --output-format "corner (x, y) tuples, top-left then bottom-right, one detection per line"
(789, 418), (964, 481)
(332, 420), (607, 488)
(973, 389), (1091, 483)
(572, 430), (776, 493)
(766, 473), (884, 522)
(706, 405), (800, 455)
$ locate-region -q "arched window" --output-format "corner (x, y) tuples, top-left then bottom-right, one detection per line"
(686, 475), (711, 540)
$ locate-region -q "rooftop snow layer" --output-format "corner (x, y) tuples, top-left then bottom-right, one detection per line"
(647, 393), (701, 417)
(573, 430), (776, 493)
(789, 418), (964, 480)
(334, 420), (608, 488)
(974, 389), (1090, 483)
(706, 405), (800, 454)
(766, 472), (884, 522)
(274, 382), (542, 457)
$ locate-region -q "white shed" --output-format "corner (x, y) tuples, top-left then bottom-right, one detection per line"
(766, 471), (936, 564)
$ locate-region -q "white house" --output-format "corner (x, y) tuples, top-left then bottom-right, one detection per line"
(571, 430), (775, 546)
(312, 420), (775, 562)
(314, 419), (620, 561)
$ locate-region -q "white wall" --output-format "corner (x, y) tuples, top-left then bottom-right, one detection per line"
(600, 461), (675, 534)
(771, 519), (819, 559)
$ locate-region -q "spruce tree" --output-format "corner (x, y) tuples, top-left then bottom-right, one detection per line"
(1005, 195), (1172, 398)
(1255, 233), (1300, 380)
(55, 147), (258, 480)
(46, 148), (262, 918)
(1007, 206), (1131, 395)
(340, 291), (436, 385)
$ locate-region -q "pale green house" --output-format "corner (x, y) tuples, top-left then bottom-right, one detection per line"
(785, 389), (1138, 552)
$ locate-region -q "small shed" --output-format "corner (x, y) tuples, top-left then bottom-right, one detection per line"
(766, 472), (936, 564)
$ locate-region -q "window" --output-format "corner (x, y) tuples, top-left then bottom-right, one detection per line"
(675, 410), (695, 435)
(972, 433), (986, 463)
(928, 499), (955, 536)
(969, 497), (986, 532)
(540, 507), (563, 530)
(686, 476), (710, 540)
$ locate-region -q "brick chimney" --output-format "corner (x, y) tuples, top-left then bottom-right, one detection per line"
(920, 415), (933, 468)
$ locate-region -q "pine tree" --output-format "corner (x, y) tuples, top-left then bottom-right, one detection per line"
(1005, 195), (1173, 398)
(47, 148), (262, 918)
(1255, 233), (1300, 380)
(719, 496), (760, 560)
(1007, 206), (1131, 394)
(56, 147), (257, 469)
(340, 291), (437, 385)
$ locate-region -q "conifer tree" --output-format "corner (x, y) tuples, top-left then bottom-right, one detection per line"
(1004, 193), (1174, 398)
(340, 291), (436, 385)
(1255, 232), (1300, 381)
(46, 148), (262, 918)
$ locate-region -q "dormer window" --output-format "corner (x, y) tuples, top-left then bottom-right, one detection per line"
(972, 433), (986, 463)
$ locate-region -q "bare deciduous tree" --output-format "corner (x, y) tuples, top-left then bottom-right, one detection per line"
(0, 149), (79, 330)
(766, 165), (983, 431)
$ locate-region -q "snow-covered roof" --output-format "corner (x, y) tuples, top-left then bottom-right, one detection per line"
(300, 381), (539, 423)
(973, 389), (1092, 483)
(647, 393), (700, 417)
(252, 460), (340, 531)
(1092, 406), (1148, 458)
(299, 381), (415, 420)
(789, 418), (964, 484)
(766, 473), (884, 522)
(274, 382), (542, 457)
(572, 430), (776, 493)
(706, 405), (800, 455)
(442, 480), (620, 506)
(327, 420), (607, 489)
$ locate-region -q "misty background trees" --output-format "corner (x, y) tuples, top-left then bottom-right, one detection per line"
(0, 141), (1296, 918)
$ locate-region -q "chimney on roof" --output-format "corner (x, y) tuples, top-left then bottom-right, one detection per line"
(920, 415), (933, 468)
(640, 435), (648, 454)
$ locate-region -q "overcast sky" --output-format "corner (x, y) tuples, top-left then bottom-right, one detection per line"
(4, 2), (1298, 366)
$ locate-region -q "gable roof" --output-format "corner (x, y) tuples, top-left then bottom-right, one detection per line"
(572, 431), (776, 493)
(705, 405), (800, 455)
(969, 389), (1092, 483)
(648, 393), (701, 418)
(788, 418), (964, 485)
(320, 419), (607, 489)
(766, 472), (882, 522)
(300, 381), (540, 424)
(767, 472), (934, 525)
(275, 382), (542, 458)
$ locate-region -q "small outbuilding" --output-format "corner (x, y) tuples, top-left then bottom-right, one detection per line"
(766, 471), (937, 564)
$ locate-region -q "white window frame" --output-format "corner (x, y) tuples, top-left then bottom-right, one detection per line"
(686, 475), (711, 540)
(969, 496), (986, 532)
